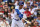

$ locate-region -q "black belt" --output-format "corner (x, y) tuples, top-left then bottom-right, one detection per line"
(13, 18), (20, 21)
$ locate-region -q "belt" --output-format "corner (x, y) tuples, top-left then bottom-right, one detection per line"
(13, 18), (20, 21)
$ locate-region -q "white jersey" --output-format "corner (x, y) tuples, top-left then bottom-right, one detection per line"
(11, 8), (25, 19)
(19, 8), (25, 14)
(19, 8), (27, 18)
(11, 9), (24, 27)
(11, 10), (20, 19)
(15, 5), (19, 9)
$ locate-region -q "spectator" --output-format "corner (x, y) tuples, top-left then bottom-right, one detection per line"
(36, 17), (40, 26)
(4, 8), (8, 14)
(0, 2), (3, 9)
(24, 8), (31, 21)
(33, 21), (38, 27)
(0, 0), (2, 2)
(3, 2), (8, 9)
(3, 17), (10, 27)
(8, 14), (12, 25)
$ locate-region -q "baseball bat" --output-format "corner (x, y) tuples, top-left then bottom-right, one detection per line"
(22, 18), (31, 24)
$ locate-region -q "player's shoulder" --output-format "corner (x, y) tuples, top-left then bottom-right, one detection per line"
(15, 9), (19, 12)
(20, 9), (25, 11)
(15, 9), (19, 10)
(15, 5), (19, 9)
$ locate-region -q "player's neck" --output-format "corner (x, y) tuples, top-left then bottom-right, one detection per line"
(19, 8), (22, 10)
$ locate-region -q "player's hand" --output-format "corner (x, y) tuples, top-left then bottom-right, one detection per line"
(31, 12), (34, 14)
(27, 15), (31, 17)
(9, 3), (12, 5)
(25, 20), (31, 24)
(22, 19), (25, 23)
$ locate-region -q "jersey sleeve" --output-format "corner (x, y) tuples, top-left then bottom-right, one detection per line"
(23, 14), (27, 18)
(15, 9), (21, 15)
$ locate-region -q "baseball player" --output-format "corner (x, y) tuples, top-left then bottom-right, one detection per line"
(19, 1), (25, 14)
(11, 1), (24, 27)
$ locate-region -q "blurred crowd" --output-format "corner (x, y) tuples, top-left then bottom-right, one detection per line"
(0, 0), (40, 27)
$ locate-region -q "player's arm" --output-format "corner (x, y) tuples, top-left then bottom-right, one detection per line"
(22, 14), (31, 24)
(15, 9), (23, 20)
(22, 18), (31, 24)
(27, 15), (31, 17)
(22, 14), (27, 23)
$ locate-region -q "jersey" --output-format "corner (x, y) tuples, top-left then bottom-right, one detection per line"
(11, 9), (23, 20)
(19, 8), (27, 19)
(15, 5), (19, 9)
(19, 8), (25, 14)
(11, 10), (20, 19)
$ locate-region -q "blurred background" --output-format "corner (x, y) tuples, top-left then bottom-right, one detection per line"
(0, 0), (40, 27)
